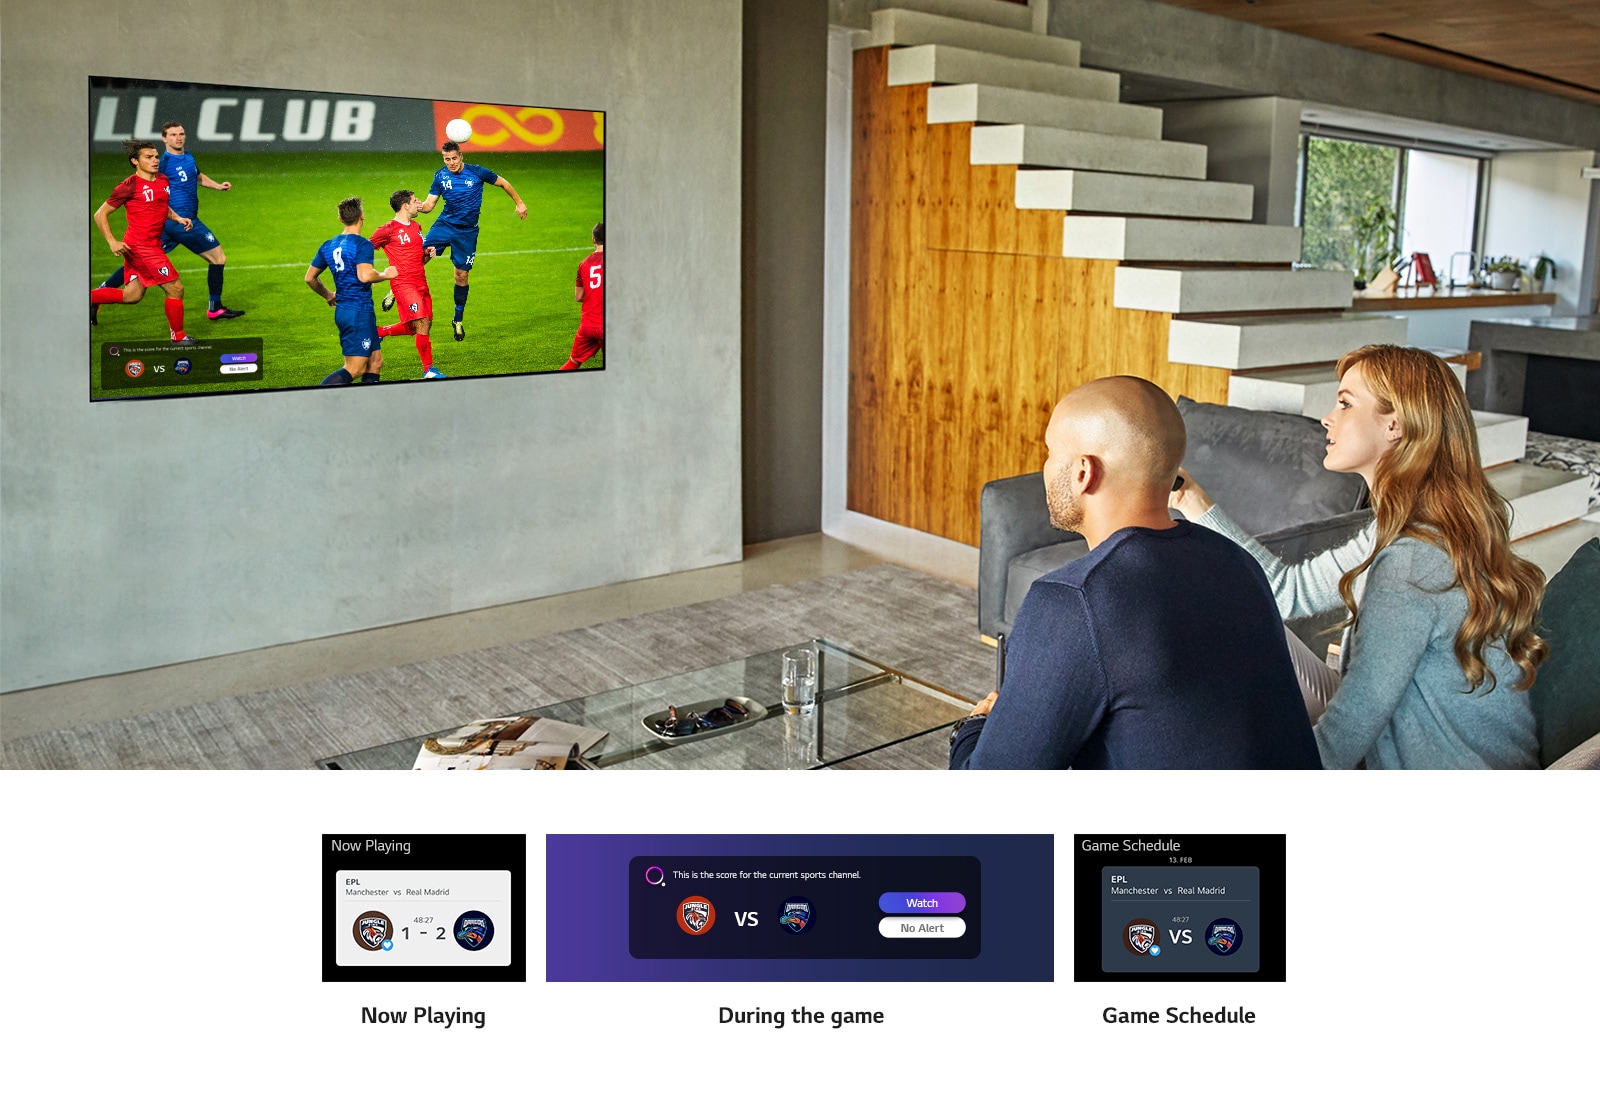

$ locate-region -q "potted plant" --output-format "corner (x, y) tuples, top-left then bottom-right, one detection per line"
(1485, 256), (1522, 292)
(1347, 198), (1400, 290)
(1529, 255), (1557, 293)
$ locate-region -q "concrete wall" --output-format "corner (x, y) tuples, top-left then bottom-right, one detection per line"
(742, 0), (827, 543)
(0, 0), (745, 691)
(1048, 0), (1600, 152)
(1155, 97), (1302, 225)
(1483, 150), (1599, 317)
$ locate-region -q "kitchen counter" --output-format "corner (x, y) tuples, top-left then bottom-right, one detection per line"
(1348, 287), (1558, 350)
(1352, 288), (1558, 312)
(1467, 317), (1600, 440)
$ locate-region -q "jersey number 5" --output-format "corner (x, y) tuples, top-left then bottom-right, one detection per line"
(587, 266), (602, 289)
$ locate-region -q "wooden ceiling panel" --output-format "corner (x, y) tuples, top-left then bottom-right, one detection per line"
(1153, 0), (1600, 105)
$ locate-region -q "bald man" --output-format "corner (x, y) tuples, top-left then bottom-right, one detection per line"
(950, 377), (1318, 769)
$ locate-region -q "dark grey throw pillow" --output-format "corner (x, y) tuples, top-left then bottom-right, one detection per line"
(1531, 537), (1600, 767)
(1177, 396), (1368, 537)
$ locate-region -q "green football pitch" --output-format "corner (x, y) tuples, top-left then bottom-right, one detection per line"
(88, 150), (603, 398)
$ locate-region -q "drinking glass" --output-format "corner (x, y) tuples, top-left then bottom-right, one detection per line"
(781, 647), (818, 714)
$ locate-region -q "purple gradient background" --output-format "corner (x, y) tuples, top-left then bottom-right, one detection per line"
(546, 834), (1052, 982)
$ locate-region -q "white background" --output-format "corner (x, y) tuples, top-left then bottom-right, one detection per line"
(3, 771), (1594, 1111)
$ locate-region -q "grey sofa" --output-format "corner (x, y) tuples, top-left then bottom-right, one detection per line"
(978, 397), (1373, 645)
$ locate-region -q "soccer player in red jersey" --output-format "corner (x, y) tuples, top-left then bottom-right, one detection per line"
(91, 139), (195, 344)
(371, 189), (444, 379)
(560, 222), (604, 370)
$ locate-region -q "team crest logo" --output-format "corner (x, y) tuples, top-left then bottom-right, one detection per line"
(453, 910), (495, 951)
(1205, 919), (1242, 956)
(777, 897), (814, 935)
(1123, 918), (1159, 956)
(353, 910), (392, 951)
(124, 360), (144, 378)
(677, 896), (716, 935)
(175, 359), (191, 375)
(362, 339), (372, 350)
(409, 303), (420, 314)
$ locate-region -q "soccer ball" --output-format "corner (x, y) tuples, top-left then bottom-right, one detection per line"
(445, 118), (473, 144)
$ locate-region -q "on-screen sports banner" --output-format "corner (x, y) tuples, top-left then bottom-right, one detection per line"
(88, 76), (605, 400)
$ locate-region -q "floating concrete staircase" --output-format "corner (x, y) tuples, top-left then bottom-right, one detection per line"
(1226, 366), (1340, 419)
(1014, 170), (1252, 220)
(1474, 410), (1530, 468)
(928, 85), (1163, 139)
(1061, 216), (1303, 263)
(1115, 267), (1354, 315)
(1491, 463), (1592, 538)
(969, 123), (1206, 178)
(865, 5), (1403, 331)
(888, 44), (1121, 101)
(1169, 313), (1408, 371)
(863, 8), (1075, 64)
(845, 1), (1455, 544)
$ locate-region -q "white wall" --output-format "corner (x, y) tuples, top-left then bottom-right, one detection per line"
(0, 0), (744, 691)
(1483, 149), (1597, 315)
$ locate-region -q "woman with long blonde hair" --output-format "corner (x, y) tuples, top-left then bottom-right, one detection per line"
(1171, 344), (1547, 769)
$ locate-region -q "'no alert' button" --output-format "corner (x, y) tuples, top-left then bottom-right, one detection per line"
(879, 916), (967, 939)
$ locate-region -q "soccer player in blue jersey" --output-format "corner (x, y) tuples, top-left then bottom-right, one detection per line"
(417, 140), (527, 341)
(93, 120), (243, 325)
(305, 197), (398, 386)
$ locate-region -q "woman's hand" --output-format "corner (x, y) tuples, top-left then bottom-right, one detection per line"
(1168, 467), (1216, 520)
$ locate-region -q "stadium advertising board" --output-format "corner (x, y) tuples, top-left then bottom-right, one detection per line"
(89, 77), (605, 400)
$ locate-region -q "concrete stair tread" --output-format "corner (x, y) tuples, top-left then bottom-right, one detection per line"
(888, 44), (1120, 102)
(1474, 409), (1530, 468)
(1488, 461), (1591, 538)
(1016, 169), (1252, 221)
(865, 8), (1077, 65)
(873, 0), (1034, 31)
(1062, 215), (1301, 262)
(1114, 266), (1354, 314)
(970, 123), (1205, 179)
(929, 83), (1162, 140)
(1170, 313), (1409, 371)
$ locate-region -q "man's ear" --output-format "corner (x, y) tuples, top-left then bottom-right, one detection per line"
(1079, 454), (1104, 494)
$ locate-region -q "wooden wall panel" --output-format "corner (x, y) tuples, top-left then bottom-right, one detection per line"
(848, 47), (1230, 546)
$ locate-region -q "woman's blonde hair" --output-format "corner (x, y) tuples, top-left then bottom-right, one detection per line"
(1334, 345), (1547, 692)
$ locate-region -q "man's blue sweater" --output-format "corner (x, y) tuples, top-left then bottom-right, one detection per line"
(951, 522), (1319, 769)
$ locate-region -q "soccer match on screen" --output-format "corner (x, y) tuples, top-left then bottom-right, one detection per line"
(88, 77), (605, 400)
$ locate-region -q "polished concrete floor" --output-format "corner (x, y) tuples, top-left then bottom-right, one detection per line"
(0, 533), (885, 743)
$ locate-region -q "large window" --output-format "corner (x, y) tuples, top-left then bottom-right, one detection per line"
(1297, 135), (1485, 283)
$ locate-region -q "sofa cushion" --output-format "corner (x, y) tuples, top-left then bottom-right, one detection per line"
(1005, 539), (1090, 625)
(1531, 537), (1600, 767)
(1178, 397), (1368, 538)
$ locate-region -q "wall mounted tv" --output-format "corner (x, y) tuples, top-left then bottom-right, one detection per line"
(88, 77), (605, 400)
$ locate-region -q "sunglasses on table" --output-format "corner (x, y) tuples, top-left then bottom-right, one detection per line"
(649, 698), (750, 737)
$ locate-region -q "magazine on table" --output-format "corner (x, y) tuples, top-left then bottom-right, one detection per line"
(413, 716), (608, 771)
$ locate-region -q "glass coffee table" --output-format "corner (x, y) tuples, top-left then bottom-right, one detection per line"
(314, 639), (974, 770)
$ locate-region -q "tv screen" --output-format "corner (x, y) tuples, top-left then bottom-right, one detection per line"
(88, 77), (605, 399)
